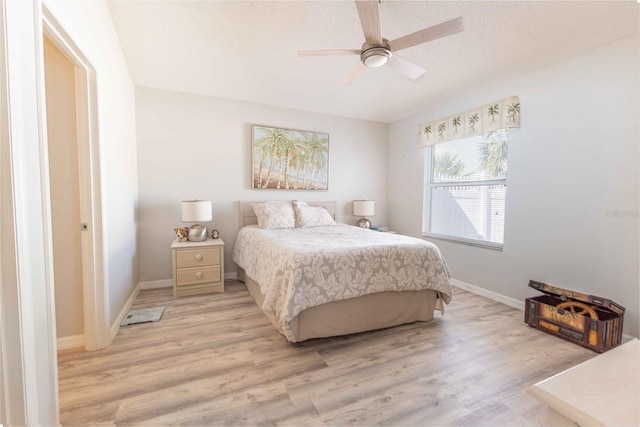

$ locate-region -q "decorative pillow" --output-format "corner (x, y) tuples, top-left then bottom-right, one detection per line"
(293, 201), (336, 228)
(251, 201), (296, 229)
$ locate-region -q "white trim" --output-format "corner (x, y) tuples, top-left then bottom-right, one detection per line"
(432, 178), (507, 188)
(225, 271), (238, 280)
(110, 283), (141, 342)
(139, 279), (172, 290)
(56, 335), (83, 351)
(0, 1), (19, 423)
(423, 233), (504, 251)
(34, 16), (62, 425)
(451, 278), (525, 310)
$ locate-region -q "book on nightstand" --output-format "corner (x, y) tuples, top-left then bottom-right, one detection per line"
(371, 225), (392, 232)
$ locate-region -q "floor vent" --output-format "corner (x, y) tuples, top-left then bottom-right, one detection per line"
(120, 307), (165, 326)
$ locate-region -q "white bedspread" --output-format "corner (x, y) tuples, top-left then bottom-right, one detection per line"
(232, 224), (452, 340)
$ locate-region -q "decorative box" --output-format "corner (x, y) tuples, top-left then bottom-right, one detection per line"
(524, 280), (624, 353)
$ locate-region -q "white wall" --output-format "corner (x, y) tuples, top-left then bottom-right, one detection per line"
(389, 36), (639, 338)
(44, 0), (139, 328)
(135, 87), (389, 283)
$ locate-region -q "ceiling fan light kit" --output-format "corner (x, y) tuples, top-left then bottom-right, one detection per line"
(361, 44), (391, 68)
(298, 1), (464, 84)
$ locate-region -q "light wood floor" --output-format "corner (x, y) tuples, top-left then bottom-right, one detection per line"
(58, 281), (595, 426)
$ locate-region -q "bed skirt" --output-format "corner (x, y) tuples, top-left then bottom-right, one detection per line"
(238, 268), (439, 342)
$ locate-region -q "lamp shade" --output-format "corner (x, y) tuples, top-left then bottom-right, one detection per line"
(353, 200), (375, 217)
(181, 200), (212, 222)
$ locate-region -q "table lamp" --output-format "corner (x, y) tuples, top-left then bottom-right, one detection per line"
(182, 200), (212, 242)
(353, 200), (374, 229)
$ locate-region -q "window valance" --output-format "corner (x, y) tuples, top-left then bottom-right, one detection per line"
(418, 96), (520, 147)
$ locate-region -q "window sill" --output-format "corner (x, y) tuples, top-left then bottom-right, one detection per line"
(421, 233), (503, 251)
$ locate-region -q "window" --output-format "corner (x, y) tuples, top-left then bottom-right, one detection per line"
(424, 129), (509, 249)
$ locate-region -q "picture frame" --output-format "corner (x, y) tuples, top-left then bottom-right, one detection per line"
(251, 124), (329, 190)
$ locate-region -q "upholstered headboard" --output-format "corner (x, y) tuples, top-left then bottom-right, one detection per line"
(239, 201), (337, 227)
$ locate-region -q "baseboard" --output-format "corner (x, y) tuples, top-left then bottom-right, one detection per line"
(140, 274), (238, 288)
(57, 334), (84, 351)
(451, 278), (525, 311)
(139, 279), (172, 289)
(110, 282), (141, 342)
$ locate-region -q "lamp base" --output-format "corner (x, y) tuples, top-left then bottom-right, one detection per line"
(188, 224), (208, 242)
(356, 218), (371, 229)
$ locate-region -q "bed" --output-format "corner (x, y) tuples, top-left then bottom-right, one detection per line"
(232, 201), (453, 342)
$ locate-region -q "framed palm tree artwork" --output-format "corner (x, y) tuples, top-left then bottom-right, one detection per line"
(251, 125), (329, 190)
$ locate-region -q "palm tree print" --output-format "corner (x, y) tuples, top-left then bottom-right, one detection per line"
(506, 102), (521, 123)
(487, 104), (500, 123)
(437, 122), (447, 139)
(451, 116), (461, 134)
(301, 132), (328, 190)
(468, 113), (480, 132)
(421, 124), (433, 145)
(252, 126), (328, 190)
(253, 127), (291, 189)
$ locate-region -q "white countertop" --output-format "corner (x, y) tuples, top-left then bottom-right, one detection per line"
(528, 338), (639, 427)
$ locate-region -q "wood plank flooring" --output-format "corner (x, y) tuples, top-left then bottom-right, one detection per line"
(58, 281), (595, 426)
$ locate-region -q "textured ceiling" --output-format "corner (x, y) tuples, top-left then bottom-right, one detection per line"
(107, 1), (638, 123)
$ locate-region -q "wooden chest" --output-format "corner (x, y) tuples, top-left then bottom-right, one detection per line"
(524, 280), (624, 353)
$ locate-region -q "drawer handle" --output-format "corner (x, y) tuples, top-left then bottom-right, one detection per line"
(195, 271), (203, 279)
(195, 254), (203, 261)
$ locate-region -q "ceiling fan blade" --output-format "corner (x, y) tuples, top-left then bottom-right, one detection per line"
(387, 54), (426, 81)
(388, 16), (464, 52)
(298, 49), (360, 57)
(355, 0), (382, 45)
(342, 62), (366, 85)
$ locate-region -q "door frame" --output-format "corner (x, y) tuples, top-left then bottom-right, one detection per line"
(42, 5), (108, 352)
(0, 0), (59, 423)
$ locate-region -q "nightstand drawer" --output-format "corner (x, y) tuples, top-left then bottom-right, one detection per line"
(176, 247), (220, 268)
(176, 265), (221, 287)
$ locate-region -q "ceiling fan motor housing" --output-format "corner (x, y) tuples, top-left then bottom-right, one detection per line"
(360, 40), (392, 68)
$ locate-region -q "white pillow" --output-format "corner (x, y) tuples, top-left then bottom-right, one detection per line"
(251, 201), (296, 229)
(293, 201), (336, 228)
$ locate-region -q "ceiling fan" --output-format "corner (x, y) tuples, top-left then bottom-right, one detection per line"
(298, 0), (464, 85)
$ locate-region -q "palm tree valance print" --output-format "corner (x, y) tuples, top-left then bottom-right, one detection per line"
(252, 125), (329, 190)
(418, 96), (520, 147)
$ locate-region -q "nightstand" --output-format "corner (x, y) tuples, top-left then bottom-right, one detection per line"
(171, 238), (224, 297)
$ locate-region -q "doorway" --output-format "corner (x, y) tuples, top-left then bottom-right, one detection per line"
(43, 36), (85, 350)
(42, 7), (108, 352)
